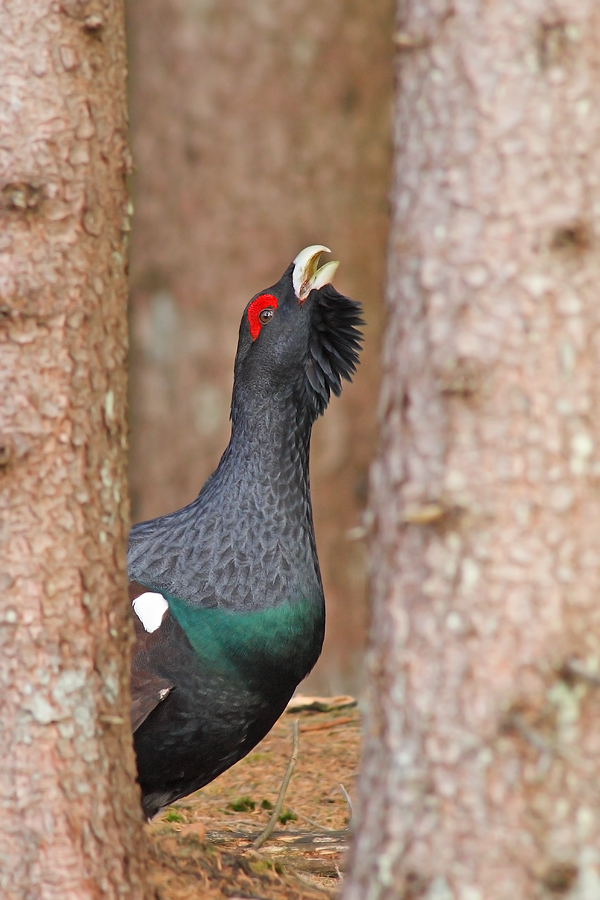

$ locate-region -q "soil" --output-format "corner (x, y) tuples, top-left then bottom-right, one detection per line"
(146, 697), (362, 900)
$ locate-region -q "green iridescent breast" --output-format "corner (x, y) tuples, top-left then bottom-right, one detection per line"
(165, 593), (324, 688)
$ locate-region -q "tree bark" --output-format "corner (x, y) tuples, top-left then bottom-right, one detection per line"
(346, 1), (600, 898)
(125, 0), (394, 694)
(0, 3), (148, 897)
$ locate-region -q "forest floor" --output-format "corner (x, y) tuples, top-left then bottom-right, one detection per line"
(146, 696), (362, 900)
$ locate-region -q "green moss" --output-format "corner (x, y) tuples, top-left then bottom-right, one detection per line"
(248, 857), (282, 876)
(260, 798), (274, 810)
(163, 810), (185, 823)
(229, 796), (256, 812)
(278, 809), (298, 825)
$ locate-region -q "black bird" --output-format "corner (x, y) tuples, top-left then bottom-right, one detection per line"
(127, 246), (363, 819)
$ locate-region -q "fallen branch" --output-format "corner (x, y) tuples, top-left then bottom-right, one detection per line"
(286, 694), (356, 714)
(252, 719), (300, 851)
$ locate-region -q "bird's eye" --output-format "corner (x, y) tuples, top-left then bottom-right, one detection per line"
(247, 293), (278, 340)
(258, 307), (275, 325)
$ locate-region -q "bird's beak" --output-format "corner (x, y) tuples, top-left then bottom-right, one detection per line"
(292, 245), (340, 303)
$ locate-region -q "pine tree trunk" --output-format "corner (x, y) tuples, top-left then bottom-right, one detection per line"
(345, 1), (600, 897)
(125, 0), (394, 693)
(0, 3), (148, 897)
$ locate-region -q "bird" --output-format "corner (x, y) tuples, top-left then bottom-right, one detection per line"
(126, 245), (363, 819)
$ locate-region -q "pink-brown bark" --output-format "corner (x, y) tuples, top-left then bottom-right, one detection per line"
(346, 1), (600, 897)
(0, 2), (148, 897)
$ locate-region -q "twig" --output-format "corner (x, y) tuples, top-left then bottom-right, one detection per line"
(301, 716), (353, 733)
(287, 809), (341, 834)
(339, 784), (353, 825)
(252, 720), (299, 851)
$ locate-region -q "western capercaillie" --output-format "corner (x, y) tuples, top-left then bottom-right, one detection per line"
(127, 246), (363, 818)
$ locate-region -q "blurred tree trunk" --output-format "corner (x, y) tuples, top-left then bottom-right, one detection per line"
(346, 1), (600, 897)
(125, 0), (394, 694)
(0, 2), (148, 897)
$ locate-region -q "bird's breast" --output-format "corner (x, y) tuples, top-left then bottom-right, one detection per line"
(164, 592), (325, 693)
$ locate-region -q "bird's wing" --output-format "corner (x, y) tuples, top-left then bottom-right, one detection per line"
(129, 581), (175, 733)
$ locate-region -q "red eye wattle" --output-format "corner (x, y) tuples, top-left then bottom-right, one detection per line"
(247, 294), (278, 340)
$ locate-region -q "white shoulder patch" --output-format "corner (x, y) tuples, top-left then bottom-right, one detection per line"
(132, 592), (169, 633)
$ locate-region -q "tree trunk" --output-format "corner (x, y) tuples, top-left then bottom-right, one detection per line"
(125, 0), (394, 694)
(346, 1), (600, 897)
(0, 3), (148, 897)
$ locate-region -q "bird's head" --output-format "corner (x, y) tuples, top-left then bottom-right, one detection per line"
(233, 246), (363, 424)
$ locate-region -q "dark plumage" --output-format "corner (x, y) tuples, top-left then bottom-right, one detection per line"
(127, 247), (363, 818)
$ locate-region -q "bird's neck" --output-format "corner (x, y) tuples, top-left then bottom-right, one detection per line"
(222, 385), (313, 498)
(127, 385), (323, 615)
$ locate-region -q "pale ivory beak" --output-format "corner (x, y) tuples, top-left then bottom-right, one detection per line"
(292, 245), (340, 303)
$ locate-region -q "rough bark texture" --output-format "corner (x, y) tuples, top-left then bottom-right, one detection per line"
(125, 0), (393, 693)
(346, 1), (600, 898)
(0, 3), (148, 898)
